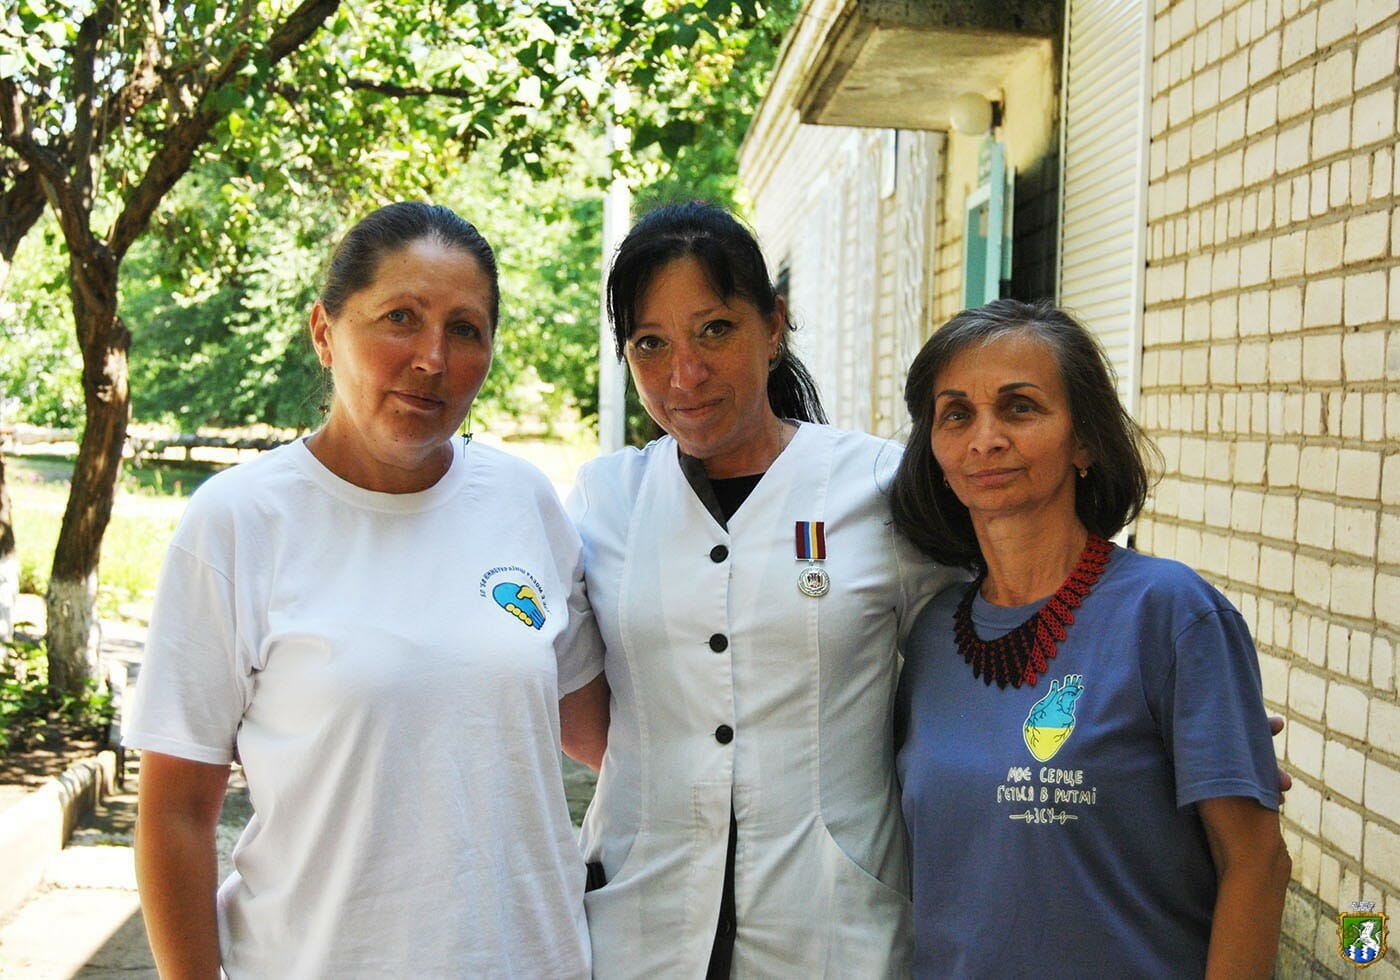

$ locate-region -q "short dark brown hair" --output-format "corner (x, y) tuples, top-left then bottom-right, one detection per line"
(890, 299), (1159, 569)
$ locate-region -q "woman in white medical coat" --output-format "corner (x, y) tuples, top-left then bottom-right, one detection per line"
(565, 202), (961, 978)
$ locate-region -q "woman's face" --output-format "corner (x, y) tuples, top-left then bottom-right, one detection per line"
(625, 256), (784, 477)
(310, 238), (494, 492)
(930, 331), (1090, 532)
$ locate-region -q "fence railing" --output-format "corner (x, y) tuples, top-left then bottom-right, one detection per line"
(1, 424), (290, 462)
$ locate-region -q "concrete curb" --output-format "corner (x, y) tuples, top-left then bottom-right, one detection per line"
(0, 750), (116, 923)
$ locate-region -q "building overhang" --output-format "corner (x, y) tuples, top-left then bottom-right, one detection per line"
(793, 0), (1056, 131)
(740, 0), (1057, 200)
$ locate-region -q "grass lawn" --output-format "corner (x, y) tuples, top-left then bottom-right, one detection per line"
(7, 454), (214, 622)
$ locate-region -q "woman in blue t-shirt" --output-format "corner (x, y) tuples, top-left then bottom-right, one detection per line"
(890, 299), (1290, 979)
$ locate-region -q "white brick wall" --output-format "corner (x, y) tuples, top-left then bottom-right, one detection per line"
(1147, 3), (1397, 973)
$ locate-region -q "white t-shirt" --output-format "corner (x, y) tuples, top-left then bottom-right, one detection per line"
(125, 436), (601, 978)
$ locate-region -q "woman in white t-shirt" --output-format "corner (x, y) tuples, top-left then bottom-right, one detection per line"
(127, 202), (604, 978)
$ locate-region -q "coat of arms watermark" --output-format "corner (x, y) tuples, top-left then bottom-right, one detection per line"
(1338, 903), (1386, 968)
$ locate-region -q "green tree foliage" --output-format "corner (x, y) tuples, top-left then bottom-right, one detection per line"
(0, 218), (83, 428)
(1, 0), (786, 691)
(122, 167), (333, 431)
(121, 147), (607, 432)
(630, 0), (799, 212)
(4, 1), (798, 439)
(464, 148), (605, 427)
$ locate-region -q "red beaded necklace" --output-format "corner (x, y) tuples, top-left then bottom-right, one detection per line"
(954, 533), (1114, 689)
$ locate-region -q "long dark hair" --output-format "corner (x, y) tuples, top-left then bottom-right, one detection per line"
(606, 201), (826, 424)
(321, 202), (500, 329)
(890, 299), (1158, 569)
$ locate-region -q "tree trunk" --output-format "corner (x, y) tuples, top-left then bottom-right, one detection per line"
(46, 251), (130, 695)
(10, 0), (342, 691)
(0, 452), (16, 643)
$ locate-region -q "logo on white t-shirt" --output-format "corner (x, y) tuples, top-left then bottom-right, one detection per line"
(479, 565), (549, 630)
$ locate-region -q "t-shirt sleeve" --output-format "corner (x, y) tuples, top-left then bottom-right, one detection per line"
(543, 469), (603, 696)
(555, 553), (604, 696)
(122, 540), (250, 765)
(1161, 605), (1279, 812)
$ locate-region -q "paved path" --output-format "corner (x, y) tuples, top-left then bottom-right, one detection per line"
(0, 765), (250, 978)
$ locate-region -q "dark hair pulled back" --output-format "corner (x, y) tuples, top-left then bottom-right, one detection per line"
(321, 202), (500, 328)
(890, 299), (1159, 569)
(606, 201), (827, 424)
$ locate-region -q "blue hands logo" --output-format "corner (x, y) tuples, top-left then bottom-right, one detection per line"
(493, 582), (545, 630)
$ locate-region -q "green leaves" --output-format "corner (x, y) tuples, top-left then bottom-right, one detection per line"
(0, 631), (115, 757)
(206, 84), (249, 113)
(1, 0), (801, 435)
(0, 0), (70, 74)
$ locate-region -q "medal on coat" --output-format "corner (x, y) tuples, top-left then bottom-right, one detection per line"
(794, 521), (830, 597)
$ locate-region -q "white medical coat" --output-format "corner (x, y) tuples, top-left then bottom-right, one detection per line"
(569, 424), (960, 978)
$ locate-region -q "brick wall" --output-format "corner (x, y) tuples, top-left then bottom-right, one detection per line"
(1136, 0), (1398, 975)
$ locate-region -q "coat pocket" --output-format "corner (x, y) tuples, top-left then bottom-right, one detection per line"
(812, 826), (913, 977)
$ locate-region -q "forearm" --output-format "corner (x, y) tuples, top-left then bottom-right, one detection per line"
(1201, 799), (1292, 980)
(133, 752), (230, 980)
(134, 808), (223, 979)
(560, 673), (610, 771)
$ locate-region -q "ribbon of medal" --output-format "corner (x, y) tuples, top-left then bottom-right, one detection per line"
(794, 521), (830, 597)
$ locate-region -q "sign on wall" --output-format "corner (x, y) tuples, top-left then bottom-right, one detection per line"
(964, 136), (1015, 308)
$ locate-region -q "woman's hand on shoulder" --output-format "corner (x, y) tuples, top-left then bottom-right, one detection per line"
(1268, 714), (1292, 796)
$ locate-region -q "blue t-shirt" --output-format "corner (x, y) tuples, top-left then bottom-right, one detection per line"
(896, 545), (1278, 979)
